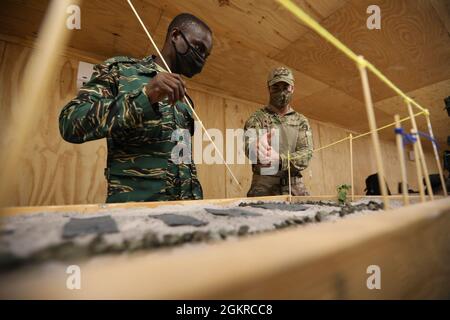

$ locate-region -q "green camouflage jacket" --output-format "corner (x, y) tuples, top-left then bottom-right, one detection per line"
(59, 55), (203, 203)
(244, 106), (313, 176)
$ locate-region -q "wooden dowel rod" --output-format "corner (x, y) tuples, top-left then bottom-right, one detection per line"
(288, 151), (292, 203)
(357, 57), (389, 209)
(412, 129), (426, 203)
(349, 133), (354, 202)
(425, 114), (447, 196)
(406, 101), (434, 200)
(394, 115), (409, 206)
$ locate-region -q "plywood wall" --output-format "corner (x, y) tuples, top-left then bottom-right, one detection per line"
(0, 38), (440, 207)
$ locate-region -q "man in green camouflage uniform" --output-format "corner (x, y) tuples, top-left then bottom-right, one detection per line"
(59, 14), (213, 203)
(244, 67), (313, 196)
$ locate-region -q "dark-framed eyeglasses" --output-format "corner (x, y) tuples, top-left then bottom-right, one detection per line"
(178, 30), (208, 61)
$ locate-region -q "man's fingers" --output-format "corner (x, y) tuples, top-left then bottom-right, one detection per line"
(162, 77), (181, 104)
(164, 76), (185, 104)
(148, 73), (187, 104)
(259, 137), (270, 150)
(166, 73), (186, 103)
(160, 82), (174, 104)
(171, 73), (186, 88)
(174, 77), (186, 101)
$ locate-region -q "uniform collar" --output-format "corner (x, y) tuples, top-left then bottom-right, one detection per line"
(264, 105), (296, 116)
(142, 55), (168, 73)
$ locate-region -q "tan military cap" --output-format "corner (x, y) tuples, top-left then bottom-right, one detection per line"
(267, 67), (294, 86)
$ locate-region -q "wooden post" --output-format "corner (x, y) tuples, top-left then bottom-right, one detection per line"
(0, 0), (77, 206)
(357, 56), (389, 209)
(425, 113), (447, 196)
(288, 151), (292, 203)
(394, 115), (409, 205)
(412, 129), (426, 203)
(349, 133), (354, 202)
(406, 101), (434, 200)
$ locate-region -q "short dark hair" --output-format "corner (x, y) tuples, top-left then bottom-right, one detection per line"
(167, 13), (212, 36)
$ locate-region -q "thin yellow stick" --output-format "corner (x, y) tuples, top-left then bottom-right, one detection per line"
(412, 129), (426, 203)
(353, 111), (425, 140)
(313, 136), (350, 153)
(287, 151), (292, 203)
(127, 0), (242, 190)
(306, 111), (425, 159)
(394, 115), (409, 206)
(425, 113), (447, 196)
(406, 101), (433, 200)
(358, 57), (389, 210)
(0, 0), (76, 207)
(349, 133), (354, 202)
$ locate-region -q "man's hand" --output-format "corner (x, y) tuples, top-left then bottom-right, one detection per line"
(257, 129), (279, 166)
(145, 73), (186, 105)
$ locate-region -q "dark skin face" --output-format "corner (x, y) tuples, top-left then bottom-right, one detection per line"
(157, 24), (213, 74)
(146, 23), (212, 105)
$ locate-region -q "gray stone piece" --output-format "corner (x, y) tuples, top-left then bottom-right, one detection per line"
(241, 202), (308, 211)
(205, 208), (262, 217)
(151, 214), (208, 227)
(62, 216), (119, 239)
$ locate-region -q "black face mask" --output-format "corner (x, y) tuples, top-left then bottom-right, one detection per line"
(173, 31), (206, 78)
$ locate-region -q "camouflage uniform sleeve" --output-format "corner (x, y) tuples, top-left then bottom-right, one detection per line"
(59, 58), (156, 143)
(279, 116), (313, 171)
(244, 113), (262, 161)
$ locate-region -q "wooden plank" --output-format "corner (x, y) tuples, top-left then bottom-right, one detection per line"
(149, 0), (346, 57)
(352, 135), (376, 195)
(274, 0), (450, 103)
(0, 42), (107, 207)
(190, 89), (227, 199)
(0, 0), (163, 59)
(0, 40), (5, 63)
(431, 0), (450, 34)
(0, 33), (106, 64)
(303, 120), (326, 195)
(317, 123), (351, 195)
(223, 97), (260, 198)
(297, 87), (394, 134)
(1, 197), (448, 299)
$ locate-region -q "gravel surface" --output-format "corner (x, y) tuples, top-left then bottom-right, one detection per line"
(0, 198), (393, 270)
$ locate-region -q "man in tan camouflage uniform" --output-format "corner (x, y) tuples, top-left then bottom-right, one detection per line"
(244, 67), (313, 196)
(59, 14), (212, 203)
